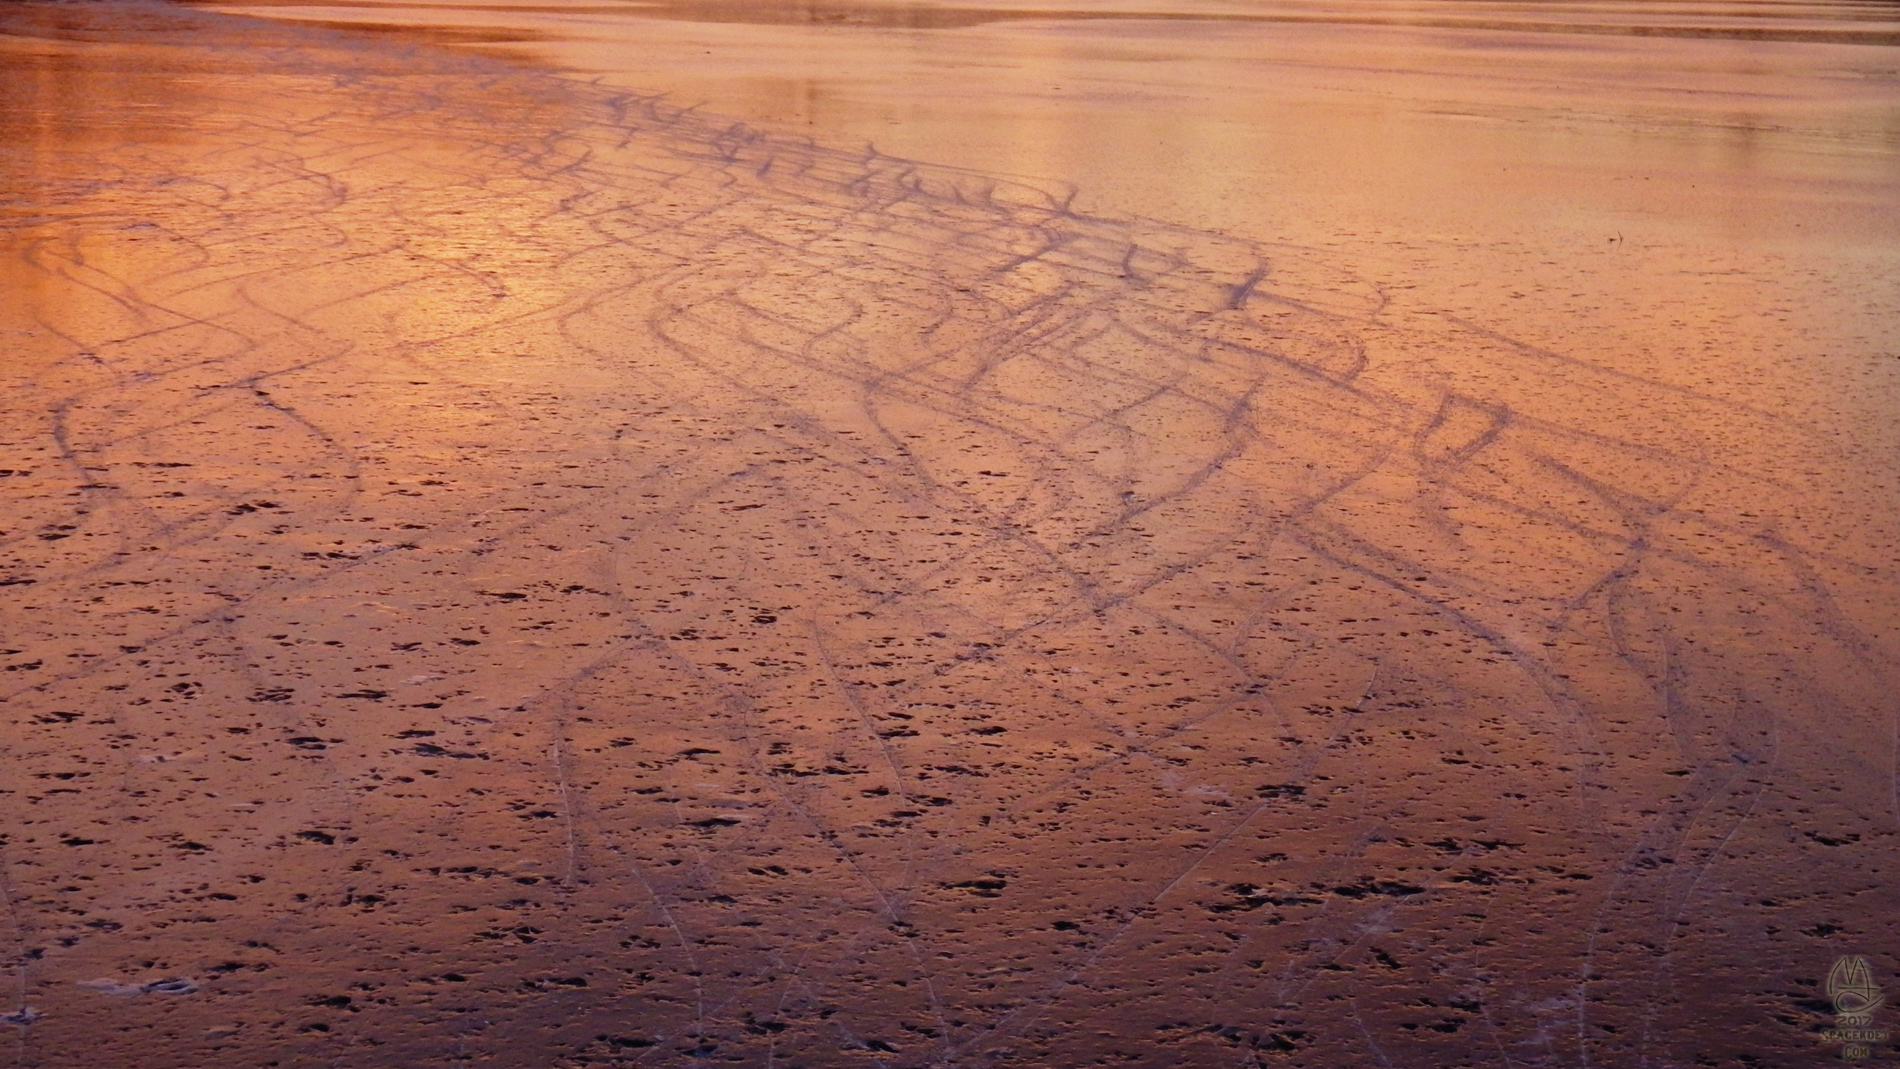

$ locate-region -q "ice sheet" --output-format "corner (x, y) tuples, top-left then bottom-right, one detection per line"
(1, 2), (1896, 1066)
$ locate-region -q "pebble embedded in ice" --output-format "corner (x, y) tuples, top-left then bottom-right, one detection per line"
(78, 977), (199, 997)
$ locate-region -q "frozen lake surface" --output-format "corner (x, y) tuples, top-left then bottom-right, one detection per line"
(1, 0), (1897, 1065)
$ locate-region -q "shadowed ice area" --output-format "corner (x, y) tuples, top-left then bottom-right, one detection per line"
(1, 1), (1897, 1066)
